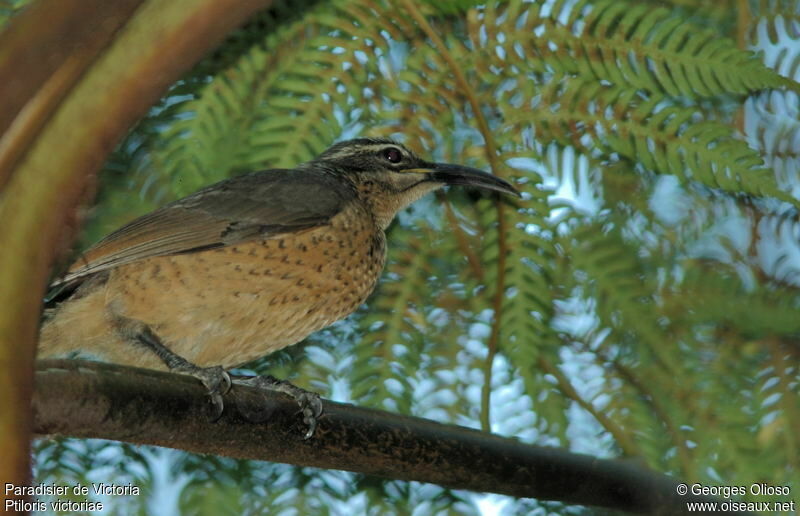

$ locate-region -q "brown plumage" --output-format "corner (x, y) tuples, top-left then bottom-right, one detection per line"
(39, 138), (518, 435)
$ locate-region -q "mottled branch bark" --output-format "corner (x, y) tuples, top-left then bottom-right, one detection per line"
(34, 359), (744, 516)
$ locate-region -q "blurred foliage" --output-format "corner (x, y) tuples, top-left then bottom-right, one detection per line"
(0, 0), (32, 26)
(23, 0), (800, 513)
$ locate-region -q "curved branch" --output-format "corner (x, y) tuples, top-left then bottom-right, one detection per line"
(33, 359), (745, 515)
(0, 0), (274, 491)
(0, 0), (145, 188)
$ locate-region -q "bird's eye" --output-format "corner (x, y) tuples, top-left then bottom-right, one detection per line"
(382, 147), (403, 164)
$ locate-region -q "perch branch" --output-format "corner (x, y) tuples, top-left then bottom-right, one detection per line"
(33, 359), (744, 515)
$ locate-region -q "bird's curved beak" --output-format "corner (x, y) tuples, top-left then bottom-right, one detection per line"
(416, 162), (520, 197)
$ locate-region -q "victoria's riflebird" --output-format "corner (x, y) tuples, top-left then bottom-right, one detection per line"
(40, 138), (519, 437)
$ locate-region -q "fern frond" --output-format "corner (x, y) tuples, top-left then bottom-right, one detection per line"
(752, 14), (800, 81)
(605, 356), (691, 473)
(493, 161), (565, 431)
(179, 0), (327, 85)
(350, 227), (438, 412)
(556, 220), (709, 467)
(484, 0), (791, 97)
(509, 77), (795, 204)
(153, 0), (411, 191)
(745, 343), (800, 472)
(677, 263), (800, 336)
(745, 90), (800, 198)
(566, 221), (684, 378)
(656, 0), (736, 31)
(683, 338), (796, 488)
(745, 90), (800, 156)
(151, 13), (335, 197)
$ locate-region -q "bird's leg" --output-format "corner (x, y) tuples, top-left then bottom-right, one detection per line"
(232, 375), (323, 439)
(110, 314), (231, 419)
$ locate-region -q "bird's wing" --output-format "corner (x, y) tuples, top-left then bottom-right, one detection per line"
(55, 168), (353, 288)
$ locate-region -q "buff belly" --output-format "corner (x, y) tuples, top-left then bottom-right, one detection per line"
(39, 212), (386, 370)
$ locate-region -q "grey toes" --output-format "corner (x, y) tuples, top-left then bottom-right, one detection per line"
(178, 365), (232, 420)
(203, 367), (231, 420)
(232, 375), (324, 438)
(207, 390), (225, 421)
(209, 367), (232, 396)
(297, 392), (323, 440)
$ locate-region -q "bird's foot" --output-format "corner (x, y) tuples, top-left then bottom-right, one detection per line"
(112, 314), (233, 419)
(173, 363), (232, 420)
(233, 376), (323, 439)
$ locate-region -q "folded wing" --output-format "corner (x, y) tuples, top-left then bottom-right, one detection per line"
(56, 168), (354, 289)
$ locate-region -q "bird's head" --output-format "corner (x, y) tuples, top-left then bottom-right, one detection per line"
(308, 138), (519, 229)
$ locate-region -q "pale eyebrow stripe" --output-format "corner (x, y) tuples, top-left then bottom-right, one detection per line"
(323, 144), (404, 160)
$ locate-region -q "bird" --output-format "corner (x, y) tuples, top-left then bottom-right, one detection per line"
(39, 137), (519, 437)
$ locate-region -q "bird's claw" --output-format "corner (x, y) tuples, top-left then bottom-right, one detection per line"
(296, 391), (323, 440)
(233, 375), (323, 438)
(176, 364), (231, 420)
(205, 367), (232, 420)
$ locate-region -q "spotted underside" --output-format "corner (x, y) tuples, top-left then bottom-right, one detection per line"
(40, 202), (386, 369)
